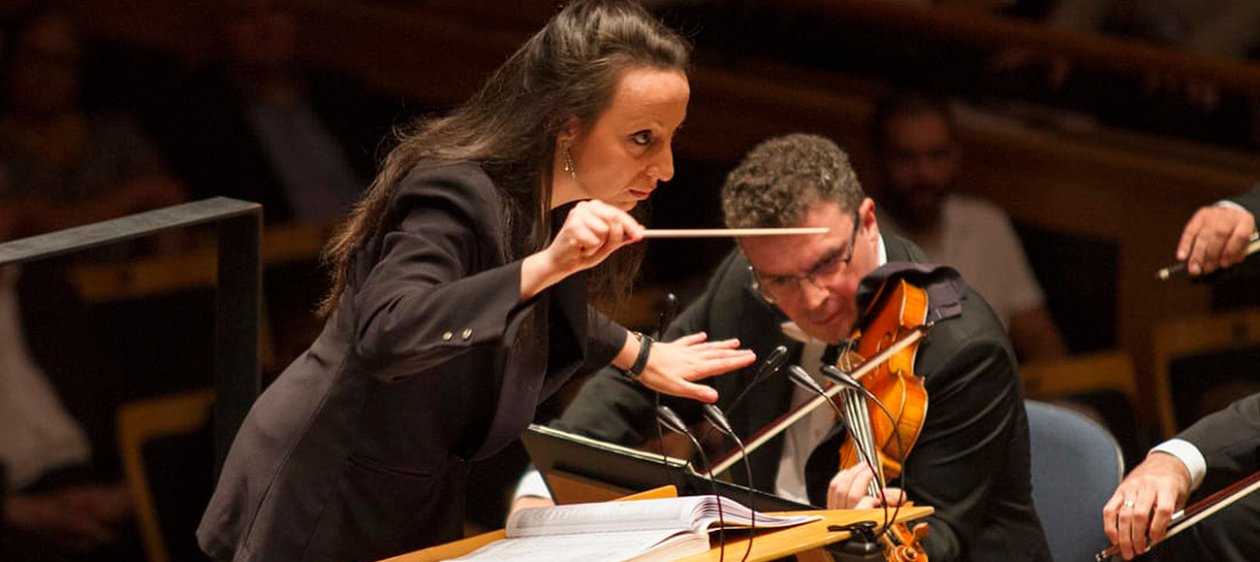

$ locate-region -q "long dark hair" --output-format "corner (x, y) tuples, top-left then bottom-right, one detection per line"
(320, 0), (690, 316)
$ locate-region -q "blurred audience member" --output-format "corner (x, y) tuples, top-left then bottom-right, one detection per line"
(0, 3), (184, 241)
(0, 263), (133, 562)
(0, 6), (184, 559)
(870, 90), (1067, 363)
(160, 0), (402, 225)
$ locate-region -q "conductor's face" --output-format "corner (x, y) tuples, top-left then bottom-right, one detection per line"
(740, 199), (881, 344)
(556, 66), (690, 211)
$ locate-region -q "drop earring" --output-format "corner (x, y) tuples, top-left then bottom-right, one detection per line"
(562, 145), (578, 180)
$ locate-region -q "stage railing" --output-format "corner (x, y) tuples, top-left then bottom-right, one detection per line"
(0, 197), (262, 475)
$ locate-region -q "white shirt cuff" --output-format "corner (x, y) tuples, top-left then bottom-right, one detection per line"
(513, 468), (553, 501)
(1150, 438), (1207, 491)
(1215, 199), (1250, 214)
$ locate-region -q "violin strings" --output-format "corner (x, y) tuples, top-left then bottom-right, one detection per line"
(839, 385), (891, 532)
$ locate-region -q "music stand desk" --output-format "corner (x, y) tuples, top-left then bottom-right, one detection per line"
(382, 485), (933, 562)
(522, 424), (810, 512)
(676, 505), (933, 562)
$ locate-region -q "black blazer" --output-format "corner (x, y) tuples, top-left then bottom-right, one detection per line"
(1179, 185), (1260, 489)
(198, 162), (626, 562)
(1230, 185), (1260, 216)
(1178, 393), (1260, 492)
(554, 234), (1051, 562)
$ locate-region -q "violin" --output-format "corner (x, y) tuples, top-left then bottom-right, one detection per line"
(706, 323), (929, 476)
(831, 277), (931, 561)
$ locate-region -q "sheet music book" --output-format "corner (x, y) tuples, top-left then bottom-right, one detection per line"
(522, 424), (813, 512)
(448, 495), (819, 562)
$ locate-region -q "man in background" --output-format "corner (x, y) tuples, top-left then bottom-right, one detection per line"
(869, 90), (1067, 363)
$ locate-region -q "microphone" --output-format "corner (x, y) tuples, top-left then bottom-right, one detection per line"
(785, 365), (892, 531)
(656, 404), (690, 436)
(722, 345), (790, 417)
(700, 345), (789, 448)
(702, 404), (756, 562)
(819, 364), (863, 391)
(655, 293), (679, 339)
(657, 405), (727, 561)
(701, 404), (737, 438)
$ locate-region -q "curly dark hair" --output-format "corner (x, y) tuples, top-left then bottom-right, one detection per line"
(721, 133), (864, 229)
(319, 0), (690, 316)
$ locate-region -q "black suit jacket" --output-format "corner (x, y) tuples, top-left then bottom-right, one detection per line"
(554, 234), (1050, 562)
(1178, 393), (1260, 491)
(1230, 185), (1260, 217)
(198, 162), (625, 562)
(1180, 186), (1260, 487)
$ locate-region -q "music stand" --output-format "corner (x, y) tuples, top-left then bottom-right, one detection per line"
(522, 424), (812, 512)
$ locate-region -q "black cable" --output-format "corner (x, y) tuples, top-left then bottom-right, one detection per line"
(658, 405), (726, 562)
(702, 404), (756, 562)
(786, 366), (892, 533)
(651, 293), (680, 493)
(820, 364), (910, 535)
(721, 345), (790, 417)
(698, 345), (789, 447)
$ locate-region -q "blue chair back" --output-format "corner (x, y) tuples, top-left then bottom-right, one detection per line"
(1025, 400), (1124, 562)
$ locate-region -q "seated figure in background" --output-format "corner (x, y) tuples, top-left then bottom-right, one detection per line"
(0, 263), (132, 561)
(0, 2), (184, 242)
(158, 0), (401, 225)
(868, 90), (1067, 363)
(151, 0), (405, 368)
(0, 6), (184, 559)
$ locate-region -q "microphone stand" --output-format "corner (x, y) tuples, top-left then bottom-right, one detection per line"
(658, 405), (726, 562)
(652, 294), (679, 489)
(819, 364), (911, 530)
(786, 366), (887, 561)
(702, 404), (756, 562)
(699, 345), (789, 450)
(722, 345), (790, 418)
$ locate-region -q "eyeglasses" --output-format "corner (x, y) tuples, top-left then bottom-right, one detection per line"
(749, 212), (860, 304)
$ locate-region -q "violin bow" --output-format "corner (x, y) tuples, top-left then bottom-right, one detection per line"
(1095, 468), (1260, 561)
(1157, 232), (1260, 280)
(708, 325), (930, 476)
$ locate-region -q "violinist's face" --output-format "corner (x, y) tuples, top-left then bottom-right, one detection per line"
(740, 199), (881, 344)
(551, 66), (689, 210)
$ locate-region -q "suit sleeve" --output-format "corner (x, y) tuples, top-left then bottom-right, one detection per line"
(905, 337), (1026, 561)
(584, 309), (629, 373)
(1177, 392), (1260, 482)
(1228, 184), (1260, 217)
(350, 165), (533, 381)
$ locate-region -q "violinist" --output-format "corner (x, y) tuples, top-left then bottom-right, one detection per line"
(1102, 185), (1260, 561)
(533, 134), (1052, 562)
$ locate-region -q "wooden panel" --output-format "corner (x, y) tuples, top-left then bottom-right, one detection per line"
(779, 0), (1260, 94)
